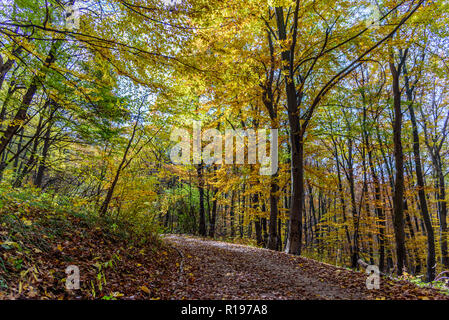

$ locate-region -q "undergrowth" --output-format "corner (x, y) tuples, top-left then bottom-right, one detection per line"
(0, 184), (178, 299)
(0, 183), (163, 245)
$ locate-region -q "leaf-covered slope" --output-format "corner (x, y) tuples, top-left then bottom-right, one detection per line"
(0, 189), (180, 300)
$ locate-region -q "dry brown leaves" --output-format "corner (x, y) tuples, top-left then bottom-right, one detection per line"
(164, 235), (449, 300)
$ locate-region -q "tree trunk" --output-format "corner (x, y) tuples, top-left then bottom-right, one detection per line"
(0, 41), (60, 155)
(197, 162), (207, 236)
(253, 193), (263, 245)
(406, 80), (436, 281)
(390, 59), (406, 276)
(208, 187), (218, 238)
(367, 137), (386, 272)
(435, 155), (449, 268)
(99, 115), (139, 216)
(13, 113), (44, 187)
(267, 172), (279, 250)
(275, 6), (303, 255)
(346, 137), (359, 269)
(34, 106), (56, 187)
(285, 130), (304, 255)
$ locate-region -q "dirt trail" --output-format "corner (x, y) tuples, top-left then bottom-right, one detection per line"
(164, 234), (449, 300)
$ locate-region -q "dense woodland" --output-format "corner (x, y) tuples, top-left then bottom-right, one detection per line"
(1, 0), (449, 295)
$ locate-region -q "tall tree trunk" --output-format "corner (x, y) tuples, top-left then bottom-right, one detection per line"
(435, 154), (449, 268)
(366, 136), (386, 272)
(285, 132), (304, 255)
(346, 137), (359, 269)
(262, 28), (280, 251)
(275, 6), (303, 255)
(405, 76), (436, 281)
(390, 58), (406, 276)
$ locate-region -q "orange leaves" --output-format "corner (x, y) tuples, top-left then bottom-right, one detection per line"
(140, 285), (150, 294)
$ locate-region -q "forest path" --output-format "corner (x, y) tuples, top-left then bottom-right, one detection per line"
(162, 234), (442, 300)
(163, 235), (449, 300)
(164, 234), (366, 299)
